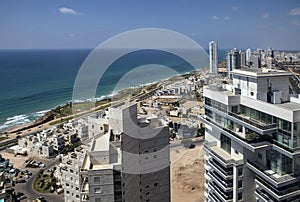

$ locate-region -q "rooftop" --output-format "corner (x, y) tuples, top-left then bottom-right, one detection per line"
(231, 68), (292, 78)
(275, 101), (300, 111)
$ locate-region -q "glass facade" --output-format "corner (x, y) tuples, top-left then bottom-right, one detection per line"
(205, 97), (227, 113)
(266, 149), (292, 175)
(221, 134), (231, 154)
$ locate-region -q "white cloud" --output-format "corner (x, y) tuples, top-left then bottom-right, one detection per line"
(292, 21), (300, 26)
(58, 7), (81, 15)
(68, 33), (76, 38)
(224, 16), (230, 21)
(211, 15), (230, 21)
(289, 7), (300, 15)
(211, 15), (219, 20)
(232, 6), (238, 11)
(261, 13), (269, 19)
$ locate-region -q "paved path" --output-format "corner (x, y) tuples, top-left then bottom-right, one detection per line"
(15, 158), (63, 202)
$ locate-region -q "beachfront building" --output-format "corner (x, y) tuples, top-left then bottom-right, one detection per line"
(201, 68), (300, 201)
(59, 102), (170, 202)
(17, 135), (54, 157)
(209, 41), (218, 74)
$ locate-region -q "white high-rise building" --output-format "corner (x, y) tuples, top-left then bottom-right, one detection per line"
(201, 68), (300, 202)
(246, 48), (252, 62)
(209, 41), (218, 74)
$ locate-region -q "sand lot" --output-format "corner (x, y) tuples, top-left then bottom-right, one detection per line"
(171, 144), (205, 202)
(0, 151), (29, 169)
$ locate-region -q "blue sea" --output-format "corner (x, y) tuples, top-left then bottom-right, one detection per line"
(0, 49), (227, 131)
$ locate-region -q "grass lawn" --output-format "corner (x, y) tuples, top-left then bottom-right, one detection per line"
(33, 171), (57, 193)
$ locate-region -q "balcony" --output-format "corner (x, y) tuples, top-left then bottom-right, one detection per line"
(201, 115), (271, 152)
(255, 189), (271, 202)
(208, 159), (233, 180)
(228, 112), (277, 131)
(207, 181), (233, 202)
(81, 194), (89, 201)
(207, 171), (233, 192)
(247, 160), (297, 188)
(256, 178), (300, 201)
(204, 141), (243, 167)
(80, 178), (89, 194)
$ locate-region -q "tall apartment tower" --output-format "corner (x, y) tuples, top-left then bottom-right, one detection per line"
(240, 50), (246, 68)
(227, 48), (241, 72)
(209, 41), (218, 74)
(200, 68), (300, 202)
(246, 48), (252, 63)
(60, 103), (170, 202)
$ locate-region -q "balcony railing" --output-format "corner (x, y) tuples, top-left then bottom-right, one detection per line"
(208, 181), (233, 202)
(247, 160), (296, 186)
(255, 189), (273, 202)
(208, 171), (233, 191)
(204, 141), (234, 165)
(228, 112), (277, 131)
(209, 159), (234, 179)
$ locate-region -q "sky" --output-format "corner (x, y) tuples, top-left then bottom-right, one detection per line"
(0, 0), (300, 50)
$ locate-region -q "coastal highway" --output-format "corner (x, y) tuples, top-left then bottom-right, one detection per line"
(14, 158), (64, 202)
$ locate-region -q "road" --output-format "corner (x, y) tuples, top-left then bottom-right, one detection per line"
(15, 158), (64, 202)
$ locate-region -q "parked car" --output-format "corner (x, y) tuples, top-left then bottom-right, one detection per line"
(17, 195), (27, 201)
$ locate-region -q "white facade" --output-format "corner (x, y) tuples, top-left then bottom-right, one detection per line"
(246, 48), (251, 62)
(209, 41), (218, 74)
(202, 68), (300, 202)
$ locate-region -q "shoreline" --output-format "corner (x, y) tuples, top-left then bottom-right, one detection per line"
(1, 70), (200, 136)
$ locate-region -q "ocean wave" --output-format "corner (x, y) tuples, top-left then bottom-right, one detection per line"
(34, 110), (50, 117)
(0, 114), (31, 131)
(0, 109), (51, 132)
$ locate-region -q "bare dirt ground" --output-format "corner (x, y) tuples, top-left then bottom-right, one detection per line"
(171, 144), (205, 202)
(0, 151), (29, 169)
(1, 151), (56, 170)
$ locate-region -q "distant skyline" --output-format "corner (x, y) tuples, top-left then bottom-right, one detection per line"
(0, 0), (300, 50)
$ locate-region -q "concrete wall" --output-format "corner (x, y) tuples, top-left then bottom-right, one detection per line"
(88, 169), (115, 202)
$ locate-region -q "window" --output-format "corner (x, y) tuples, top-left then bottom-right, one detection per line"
(238, 192), (243, 200)
(238, 180), (243, 188)
(234, 150), (239, 155)
(94, 177), (100, 183)
(238, 168), (243, 176)
(221, 134), (231, 154)
(92, 125), (94, 129)
(250, 92), (254, 96)
(154, 182), (158, 186)
(94, 187), (101, 193)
